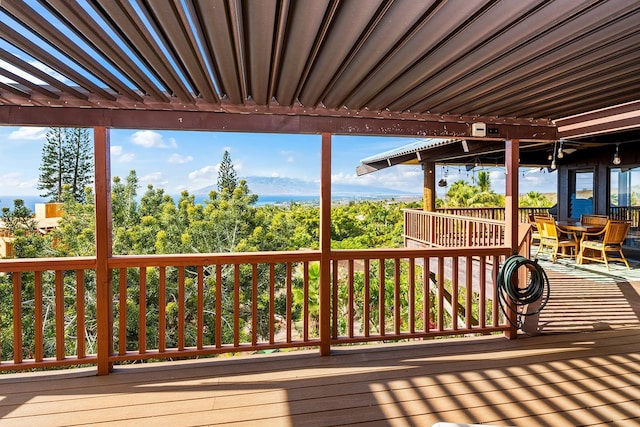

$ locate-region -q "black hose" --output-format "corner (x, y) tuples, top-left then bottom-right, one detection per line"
(497, 254), (550, 329)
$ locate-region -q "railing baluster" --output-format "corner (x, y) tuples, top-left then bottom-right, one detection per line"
(379, 258), (385, 336)
(159, 267), (166, 353)
(480, 256), (487, 329)
(215, 264), (222, 348)
(303, 261), (309, 341)
(466, 256), (473, 329)
(409, 258), (416, 334)
(252, 263), (258, 346)
(77, 269), (85, 358)
(55, 270), (64, 360)
(332, 260), (338, 339)
(13, 273), (22, 364)
(34, 271), (43, 362)
(139, 267), (146, 354)
(197, 265), (204, 350)
(437, 258), (444, 331)
(267, 263), (274, 344)
(178, 266), (185, 351)
(118, 268), (127, 355)
(348, 259), (354, 338)
(424, 256), (431, 332)
(236, 264), (242, 347)
(492, 255), (500, 327)
(394, 258), (401, 335)
(286, 262), (292, 343)
(364, 258), (370, 337)
(452, 257), (459, 331)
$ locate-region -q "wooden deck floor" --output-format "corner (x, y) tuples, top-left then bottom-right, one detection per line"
(2, 265), (640, 427)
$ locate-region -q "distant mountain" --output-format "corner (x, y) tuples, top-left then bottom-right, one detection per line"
(194, 176), (420, 197)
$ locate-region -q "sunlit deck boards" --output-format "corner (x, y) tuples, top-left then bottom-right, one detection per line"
(1, 268), (640, 426)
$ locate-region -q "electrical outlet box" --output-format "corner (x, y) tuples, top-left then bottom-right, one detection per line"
(471, 122), (486, 137)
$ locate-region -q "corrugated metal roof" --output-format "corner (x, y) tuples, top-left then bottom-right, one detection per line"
(0, 0), (639, 140)
(360, 138), (457, 163)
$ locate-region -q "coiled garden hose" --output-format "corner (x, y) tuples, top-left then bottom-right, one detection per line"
(497, 254), (550, 329)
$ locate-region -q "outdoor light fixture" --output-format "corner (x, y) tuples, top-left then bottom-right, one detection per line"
(550, 140), (558, 170)
(557, 141), (564, 159)
(613, 144), (621, 165)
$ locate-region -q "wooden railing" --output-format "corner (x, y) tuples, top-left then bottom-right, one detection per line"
(404, 210), (506, 248)
(404, 207), (553, 248)
(609, 206), (640, 228)
(0, 247), (511, 372)
(435, 207), (552, 224)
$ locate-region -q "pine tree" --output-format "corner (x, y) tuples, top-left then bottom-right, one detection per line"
(38, 127), (66, 202)
(65, 127), (94, 202)
(37, 127), (93, 202)
(217, 150), (238, 194)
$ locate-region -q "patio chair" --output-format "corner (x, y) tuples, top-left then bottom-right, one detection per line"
(580, 214), (609, 227)
(534, 216), (578, 263)
(577, 219), (631, 270)
(528, 213), (545, 245)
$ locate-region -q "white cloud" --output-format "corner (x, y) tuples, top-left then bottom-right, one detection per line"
(332, 166), (423, 192)
(139, 172), (168, 188)
(8, 127), (47, 140)
(131, 130), (177, 148)
(168, 153), (193, 164)
(111, 145), (135, 162)
(188, 165), (218, 186)
(0, 172), (39, 193)
(119, 153), (135, 163)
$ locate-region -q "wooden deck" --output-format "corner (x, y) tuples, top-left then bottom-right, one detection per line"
(1, 266), (640, 426)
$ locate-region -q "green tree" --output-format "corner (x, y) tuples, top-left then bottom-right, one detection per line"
(112, 170), (140, 230)
(217, 150), (238, 194)
(444, 171), (504, 207)
(1, 199), (37, 235)
(38, 127), (93, 202)
(519, 191), (553, 207)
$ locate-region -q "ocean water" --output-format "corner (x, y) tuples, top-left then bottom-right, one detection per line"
(1, 193), (415, 213)
(0, 195), (48, 212)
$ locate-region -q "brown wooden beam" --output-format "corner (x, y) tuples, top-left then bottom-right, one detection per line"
(504, 138), (519, 340)
(0, 105), (558, 141)
(423, 162), (436, 212)
(319, 132), (331, 356)
(94, 126), (114, 375)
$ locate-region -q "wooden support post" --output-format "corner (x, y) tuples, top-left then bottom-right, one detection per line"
(94, 126), (114, 375)
(504, 139), (520, 339)
(319, 133), (332, 356)
(423, 162), (436, 212)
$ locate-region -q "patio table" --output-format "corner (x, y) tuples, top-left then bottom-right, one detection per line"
(555, 220), (605, 235)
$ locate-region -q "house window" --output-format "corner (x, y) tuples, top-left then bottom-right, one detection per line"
(610, 167), (640, 249)
(569, 170), (594, 218)
(610, 167), (640, 207)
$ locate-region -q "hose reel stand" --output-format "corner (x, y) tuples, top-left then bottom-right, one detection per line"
(497, 254), (550, 331)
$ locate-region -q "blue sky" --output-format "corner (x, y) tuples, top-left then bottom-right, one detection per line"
(0, 125), (557, 198)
